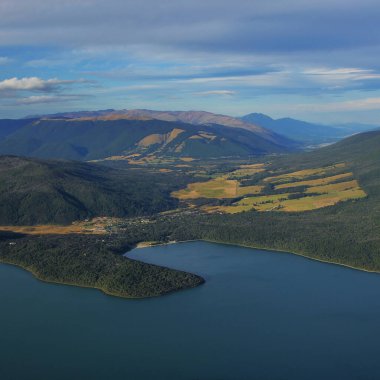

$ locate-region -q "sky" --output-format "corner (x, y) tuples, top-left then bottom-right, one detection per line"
(1, 0), (380, 124)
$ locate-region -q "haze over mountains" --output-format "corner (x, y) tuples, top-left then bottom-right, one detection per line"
(241, 113), (380, 146)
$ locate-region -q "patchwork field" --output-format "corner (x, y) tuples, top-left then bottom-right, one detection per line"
(173, 162), (367, 214)
(274, 172), (353, 190)
(305, 179), (360, 194)
(172, 177), (263, 199)
(263, 163), (346, 183)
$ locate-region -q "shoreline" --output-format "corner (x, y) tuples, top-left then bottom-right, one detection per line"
(0, 257), (204, 300)
(2, 237), (378, 302)
(133, 239), (198, 249)
(133, 238), (380, 275)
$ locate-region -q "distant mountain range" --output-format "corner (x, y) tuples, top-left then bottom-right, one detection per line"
(31, 109), (287, 142)
(1, 109), (378, 162)
(0, 111), (297, 161)
(36, 108), (380, 145)
(241, 113), (380, 146)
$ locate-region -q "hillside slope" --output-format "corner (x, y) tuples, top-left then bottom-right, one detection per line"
(0, 117), (296, 160)
(0, 118), (37, 139)
(0, 156), (186, 225)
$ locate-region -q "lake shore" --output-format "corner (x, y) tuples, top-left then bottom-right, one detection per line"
(0, 257), (205, 300)
(133, 238), (380, 275)
(1, 234), (377, 303)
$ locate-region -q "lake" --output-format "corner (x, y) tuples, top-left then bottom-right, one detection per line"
(1, 241), (380, 380)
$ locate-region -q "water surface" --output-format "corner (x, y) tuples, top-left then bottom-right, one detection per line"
(1, 241), (380, 380)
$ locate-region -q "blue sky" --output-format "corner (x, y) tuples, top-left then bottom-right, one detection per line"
(1, 0), (380, 124)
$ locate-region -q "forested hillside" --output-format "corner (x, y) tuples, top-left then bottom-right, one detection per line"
(0, 156), (189, 225)
(0, 117), (296, 161)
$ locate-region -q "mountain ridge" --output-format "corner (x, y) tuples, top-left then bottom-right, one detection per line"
(241, 112), (380, 145)
(26, 108), (297, 145)
(0, 115), (297, 161)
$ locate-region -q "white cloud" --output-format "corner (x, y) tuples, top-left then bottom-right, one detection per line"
(0, 77), (92, 92)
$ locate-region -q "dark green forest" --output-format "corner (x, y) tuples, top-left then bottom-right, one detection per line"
(0, 231), (203, 298)
(0, 155), (194, 225)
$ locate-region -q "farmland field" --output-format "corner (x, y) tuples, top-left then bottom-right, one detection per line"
(172, 177), (263, 199)
(174, 162), (367, 214)
(274, 172), (353, 190)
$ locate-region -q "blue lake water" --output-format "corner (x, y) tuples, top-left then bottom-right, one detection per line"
(1, 241), (380, 380)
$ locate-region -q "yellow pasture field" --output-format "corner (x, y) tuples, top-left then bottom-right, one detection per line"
(228, 163), (266, 178)
(279, 188), (366, 212)
(237, 193), (290, 207)
(172, 178), (237, 199)
(158, 168), (173, 173)
(137, 128), (184, 147)
(238, 185), (264, 197)
(203, 180), (367, 214)
(167, 128), (185, 143)
(172, 177), (263, 199)
(174, 161), (366, 214)
(306, 180), (359, 194)
(275, 172), (353, 190)
(199, 133), (217, 140)
(180, 157), (195, 162)
(235, 193), (290, 212)
(137, 133), (165, 147)
(207, 187), (366, 214)
(202, 193), (290, 214)
(264, 163), (346, 183)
